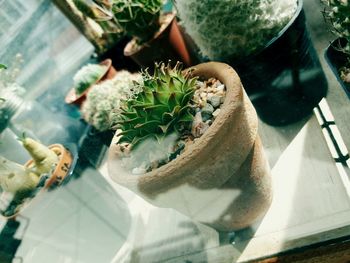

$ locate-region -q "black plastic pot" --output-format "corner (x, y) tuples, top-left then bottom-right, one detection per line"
(325, 38), (350, 99)
(231, 0), (328, 126)
(78, 125), (115, 168)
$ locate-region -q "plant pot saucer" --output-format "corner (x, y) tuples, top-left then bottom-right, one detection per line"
(325, 38), (350, 99)
(0, 144), (76, 219)
(65, 59), (117, 106)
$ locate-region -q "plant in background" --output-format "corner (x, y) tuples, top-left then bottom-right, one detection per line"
(73, 63), (108, 95)
(73, 0), (122, 35)
(0, 156), (40, 200)
(174, 0), (297, 61)
(114, 62), (197, 148)
(20, 136), (59, 176)
(322, 0), (350, 84)
(111, 0), (163, 44)
(322, 0), (350, 54)
(82, 70), (142, 131)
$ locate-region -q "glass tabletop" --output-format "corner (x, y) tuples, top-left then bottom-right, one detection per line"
(0, 0), (349, 262)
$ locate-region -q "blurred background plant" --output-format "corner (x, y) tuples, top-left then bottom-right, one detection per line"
(53, 0), (124, 54)
(322, 0), (350, 54)
(81, 70), (142, 131)
(322, 0), (350, 84)
(174, 0), (298, 61)
(73, 62), (108, 95)
(111, 0), (163, 45)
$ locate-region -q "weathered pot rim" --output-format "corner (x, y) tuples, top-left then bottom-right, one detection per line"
(109, 62), (258, 187)
(65, 59), (114, 105)
(123, 12), (176, 57)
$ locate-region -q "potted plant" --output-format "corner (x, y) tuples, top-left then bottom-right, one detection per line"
(110, 0), (192, 68)
(77, 70), (142, 166)
(0, 137), (74, 218)
(62, 0), (139, 72)
(323, 0), (350, 98)
(65, 59), (117, 106)
(174, 0), (328, 126)
(81, 70), (142, 132)
(108, 62), (272, 231)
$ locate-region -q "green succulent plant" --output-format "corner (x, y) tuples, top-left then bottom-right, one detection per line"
(174, 0), (297, 61)
(322, 0), (350, 54)
(115, 62), (197, 148)
(73, 63), (107, 95)
(111, 0), (163, 44)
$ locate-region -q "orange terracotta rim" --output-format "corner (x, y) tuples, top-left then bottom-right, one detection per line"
(65, 59), (117, 106)
(1, 144), (73, 219)
(24, 144), (73, 189)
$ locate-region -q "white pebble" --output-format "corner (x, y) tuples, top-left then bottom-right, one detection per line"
(132, 167), (147, 175)
(212, 109), (221, 118)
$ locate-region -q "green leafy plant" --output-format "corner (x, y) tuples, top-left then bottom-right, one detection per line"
(0, 64), (6, 70)
(111, 0), (163, 44)
(73, 63), (107, 95)
(322, 0), (350, 54)
(174, 0), (297, 61)
(115, 62), (197, 148)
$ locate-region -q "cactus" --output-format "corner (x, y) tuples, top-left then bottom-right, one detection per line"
(114, 62), (197, 148)
(111, 0), (163, 44)
(82, 70), (142, 131)
(174, 0), (297, 61)
(73, 63), (107, 95)
(322, 0), (350, 54)
(0, 156), (39, 198)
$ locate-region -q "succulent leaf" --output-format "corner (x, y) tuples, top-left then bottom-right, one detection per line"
(115, 62), (197, 149)
(111, 0), (162, 43)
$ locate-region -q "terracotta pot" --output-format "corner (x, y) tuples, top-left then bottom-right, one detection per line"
(124, 13), (192, 69)
(108, 62), (272, 231)
(1, 144), (74, 219)
(65, 59), (117, 107)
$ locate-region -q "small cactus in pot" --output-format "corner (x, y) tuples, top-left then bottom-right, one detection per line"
(111, 0), (163, 45)
(0, 137), (73, 218)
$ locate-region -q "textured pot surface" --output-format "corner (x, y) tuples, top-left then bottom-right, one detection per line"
(109, 62), (272, 231)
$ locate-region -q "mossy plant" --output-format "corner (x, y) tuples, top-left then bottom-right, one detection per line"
(82, 71), (142, 131)
(322, 0), (350, 54)
(115, 62), (197, 148)
(111, 0), (163, 44)
(174, 0), (298, 61)
(73, 63), (107, 95)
